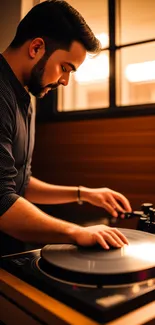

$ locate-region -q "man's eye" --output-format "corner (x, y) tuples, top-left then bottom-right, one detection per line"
(61, 65), (67, 72)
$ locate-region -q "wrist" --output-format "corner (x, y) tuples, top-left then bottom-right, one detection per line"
(77, 186), (83, 205)
(67, 224), (82, 244)
(77, 186), (92, 203)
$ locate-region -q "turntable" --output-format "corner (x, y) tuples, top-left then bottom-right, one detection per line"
(1, 226), (155, 324)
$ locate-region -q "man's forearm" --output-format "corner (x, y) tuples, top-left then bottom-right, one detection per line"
(25, 176), (79, 204)
(0, 197), (80, 243)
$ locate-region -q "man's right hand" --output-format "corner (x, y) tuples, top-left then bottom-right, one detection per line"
(70, 224), (129, 250)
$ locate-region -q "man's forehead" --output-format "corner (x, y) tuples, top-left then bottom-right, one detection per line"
(67, 41), (87, 67)
(48, 41), (86, 68)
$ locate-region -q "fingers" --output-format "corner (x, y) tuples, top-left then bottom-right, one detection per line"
(103, 191), (132, 218)
(94, 228), (129, 250)
(112, 191), (132, 212)
(100, 231), (123, 248)
(111, 227), (129, 245)
(94, 233), (110, 250)
(104, 230), (126, 246)
(107, 196), (125, 217)
(102, 200), (124, 218)
(102, 201), (118, 218)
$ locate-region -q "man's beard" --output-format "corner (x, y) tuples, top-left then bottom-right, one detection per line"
(27, 54), (59, 98)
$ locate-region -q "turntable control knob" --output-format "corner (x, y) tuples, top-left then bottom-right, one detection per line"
(148, 208), (155, 223)
(141, 203), (153, 215)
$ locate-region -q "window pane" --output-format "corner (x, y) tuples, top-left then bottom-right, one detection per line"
(57, 0), (109, 112)
(66, 0), (108, 47)
(117, 0), (155, 45)
(117, 42), (155, 106)
(58, 51), (109, 111)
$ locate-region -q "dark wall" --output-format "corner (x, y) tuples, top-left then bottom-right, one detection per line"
(0, 0), (21, 52)
(32, 114), (155, 228)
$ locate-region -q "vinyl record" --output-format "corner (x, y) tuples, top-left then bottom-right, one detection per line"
(39, 228), (155, 285)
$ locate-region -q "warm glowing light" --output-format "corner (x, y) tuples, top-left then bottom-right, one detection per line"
(74, 32), (109, 84)
(75, 53), (109, 84)
(132, 284), (140, 294)
(125, 60), (155, 82)
(124, 243), (155, 263)
(96, 32), (109, 48)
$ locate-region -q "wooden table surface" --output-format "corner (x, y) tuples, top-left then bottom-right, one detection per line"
(0, 269), (155, 325)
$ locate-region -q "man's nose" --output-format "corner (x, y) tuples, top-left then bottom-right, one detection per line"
(59, 74), (70, 86)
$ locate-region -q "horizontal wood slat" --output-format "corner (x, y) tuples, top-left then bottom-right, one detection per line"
(32, 115), (155, 224)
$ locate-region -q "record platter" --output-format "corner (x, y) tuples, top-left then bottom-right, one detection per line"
(1, 228), (155, 324)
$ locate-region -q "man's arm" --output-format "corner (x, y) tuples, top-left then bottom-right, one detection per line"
(25, 176), (132, 217)
(0, 197), (129, 249)
(0, 196), (79, 243)
(24, 176), (78, 204)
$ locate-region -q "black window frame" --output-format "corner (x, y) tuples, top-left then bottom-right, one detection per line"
(36, 0), (155, 123)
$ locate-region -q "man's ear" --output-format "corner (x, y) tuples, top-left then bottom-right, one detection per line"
(28, 38), (45, 59)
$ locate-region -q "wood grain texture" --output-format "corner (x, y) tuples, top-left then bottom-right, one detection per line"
(32, 115), (155, 226)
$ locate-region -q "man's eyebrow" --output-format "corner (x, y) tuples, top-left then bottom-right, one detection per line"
(66, 62), (77, 72)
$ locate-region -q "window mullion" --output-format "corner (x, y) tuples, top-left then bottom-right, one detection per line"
(108, 0), (116, 108)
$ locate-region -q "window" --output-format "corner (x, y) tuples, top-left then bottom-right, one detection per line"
(116, 0), (155, 107)
(58, 0), (109, 112)
(118, 0), (155, 45)
(117, 42), (155, 106)
(37, 0), (155, 120)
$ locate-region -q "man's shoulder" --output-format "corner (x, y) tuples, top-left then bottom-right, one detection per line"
(0, 72), (16, 109)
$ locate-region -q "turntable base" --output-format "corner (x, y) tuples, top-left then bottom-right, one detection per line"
(0, 268), (155, 325)
(0, 228), (155, 324)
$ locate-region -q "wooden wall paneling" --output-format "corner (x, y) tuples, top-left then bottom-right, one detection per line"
(32, 115), (155, 227)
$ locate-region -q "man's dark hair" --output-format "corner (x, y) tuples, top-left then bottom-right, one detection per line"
(10, 0), (101, 55)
